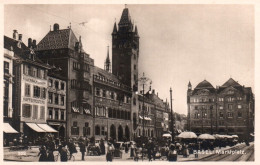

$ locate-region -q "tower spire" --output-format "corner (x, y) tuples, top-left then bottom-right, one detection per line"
(104, 45), (111, 72)
(112, 21), (117, 34)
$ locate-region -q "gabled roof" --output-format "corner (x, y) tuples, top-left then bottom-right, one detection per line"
(36, 29), (78, 51)
(221, 78), (241, 87)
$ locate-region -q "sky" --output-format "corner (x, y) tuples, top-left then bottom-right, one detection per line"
(4, 4), (254, 115)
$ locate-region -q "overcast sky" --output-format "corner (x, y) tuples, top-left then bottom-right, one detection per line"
(4, 4), (254, 115)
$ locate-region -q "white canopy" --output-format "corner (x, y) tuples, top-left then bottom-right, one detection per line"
(26, 123), (46, 132)
(162, 133), (171, 137)
(37, 124), (58, 133)
(3, 123), (18, 133)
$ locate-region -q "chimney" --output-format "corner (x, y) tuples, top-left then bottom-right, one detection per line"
(152, 89), (155, 94)
(53, 23), (59, 31)
(13, 30), (18, 40)
(33, 40), (36, 48)
(18, 34), (22, 41)
(28, 38), (32, 48)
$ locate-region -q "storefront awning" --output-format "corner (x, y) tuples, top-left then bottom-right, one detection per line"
(37, 124), (58, 133)
(3, 123), (18, 133)
(26, 123), (46, 132)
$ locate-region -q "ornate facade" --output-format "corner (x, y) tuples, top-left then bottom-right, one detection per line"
(187, 78), (254, 141)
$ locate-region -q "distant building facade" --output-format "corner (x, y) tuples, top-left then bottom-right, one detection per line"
(187, 78), (254, 140)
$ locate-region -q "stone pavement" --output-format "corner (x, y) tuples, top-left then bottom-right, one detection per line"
(4, 142), (249, 162)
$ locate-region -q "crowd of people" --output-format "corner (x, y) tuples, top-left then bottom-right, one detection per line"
(36, 135), (245, 162)
(5, 133), (249, 162)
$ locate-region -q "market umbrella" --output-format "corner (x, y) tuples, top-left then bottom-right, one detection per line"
(162, 133), (171, 137)
(177, 131), (197, 139)
(198, 134), (215, 140)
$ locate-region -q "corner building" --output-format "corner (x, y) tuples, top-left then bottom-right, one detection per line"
(36, 24), (94, 139)
(187, 78), (254, 141)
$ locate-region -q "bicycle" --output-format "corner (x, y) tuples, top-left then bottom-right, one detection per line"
(54, 152), (75, 161)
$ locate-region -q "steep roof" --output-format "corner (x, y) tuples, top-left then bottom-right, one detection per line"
(221, 78), (241, 87)
(93, 66), (119, 83)
(119, 8), (132, 25)
(195, 80), (214, 89)
(36, 28), (78, 51)
(4, 35), (28, 55)
(4, 35), (48, 67)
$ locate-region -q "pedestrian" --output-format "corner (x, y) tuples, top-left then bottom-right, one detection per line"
(55, 138), (60, 149)
(130, 142), (135, 158)
(106, 142), (114, 162)
(194, 142), (199, 158)
(38, 145), (48, 162)
(79, 139), (86, 160)
(47, 150), (55, 161)
(147, 139), (154, 161)
(68, 139), (77, 160)
(134, 147), (139, 161)
(60, 146), (68, 162)
(124, 142), (129, 153)
(99, 139), (105, 155)
(168, 144), (177, 161)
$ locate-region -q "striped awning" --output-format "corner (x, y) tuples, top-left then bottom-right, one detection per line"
(26, 123), (46, 132)
(37, 124), (58, 133)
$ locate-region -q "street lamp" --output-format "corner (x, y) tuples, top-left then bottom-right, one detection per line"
(138, 72), (151, 161)
(170, 88), (174, 143)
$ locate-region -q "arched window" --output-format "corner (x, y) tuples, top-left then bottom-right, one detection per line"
(95, 125), (100, 135)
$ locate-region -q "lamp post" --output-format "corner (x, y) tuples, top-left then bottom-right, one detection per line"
(138, 72), (151, 161)
(170, 88), (174, 143)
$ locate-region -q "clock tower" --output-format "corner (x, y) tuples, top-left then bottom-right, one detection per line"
(112, 7), (139, 90)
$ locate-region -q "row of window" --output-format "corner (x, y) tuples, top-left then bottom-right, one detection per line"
(22, 104), (45, 119)
(72, 61), (90, 72)
(71, 79), (92, 91)
(25, 84), (46, 99)
(95, 88), (130, 103)
(48, 92), (65, 105)
(137, 129), (154, 137)
(23, 64), (47, 79)
(191, 98), (215, 103)
(194, 105), (214, 110)
(194, 104), (242, 110)
(73, 61), (80, 70)
(95, 125), (106, 136)
(48, 78), (65, 90)
(71, 122), (91, 136)
(190, 97), (244, 103)
(194, 111), (243, 119)
(107, 108), (131, 120)
(48, 108), (65, 120)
